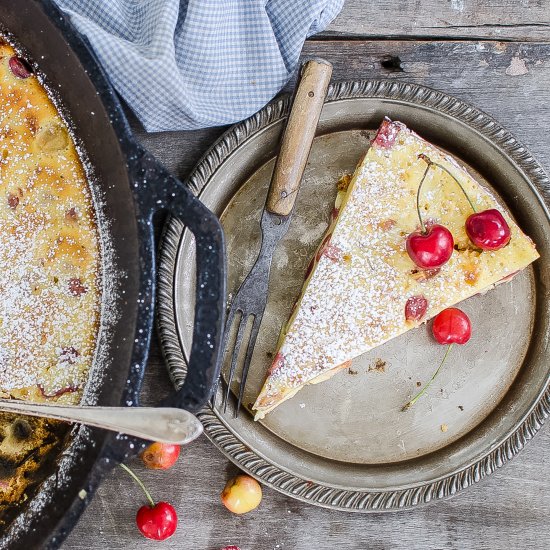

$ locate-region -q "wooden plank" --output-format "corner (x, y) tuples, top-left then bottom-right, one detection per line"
(322, 0), (550, 41)
(66, 39), (550, 550)
(298, 40), (550, 170)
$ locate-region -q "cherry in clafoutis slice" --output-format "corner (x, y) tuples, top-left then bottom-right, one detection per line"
(402, 308), (471, 410)
(9, 56), (33, 79)
(406, 160), (454, 269)
(466, 208), (511, 250)
(119, 463), (178, 541)
(406, 224), (454, 269)
(418, 153), (511, 251)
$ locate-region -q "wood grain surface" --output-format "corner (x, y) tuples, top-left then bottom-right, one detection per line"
(64, 2), (550, 549)
(324, 0), (550, 41)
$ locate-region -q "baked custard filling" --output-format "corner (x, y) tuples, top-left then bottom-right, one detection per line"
(0, 41), (100, 514)
(0, 42), (100, 403)
(253, 119), (539, 420)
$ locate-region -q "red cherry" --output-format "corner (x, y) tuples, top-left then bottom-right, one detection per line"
(499, 270), (519, 283)
(405, 295), (428, 322)
(403, 307), (472, 410)
(267, 352), (285, 376)
(136, 501), (177, 541)
(373, 118), (399, 148)
(9, 56), (32, 78)
(59, 346), (80, 365)
(37, 384), (79, 398)
(305, 257), (314, 280)
(406, 224), (454, 269)
(140, 442), (180, 470)
(315, 233), (332, 262)
(316, 233), (342, 262)
(68, 277), (88, 296)
(466, 209), (511, 250)
(432, 308), (471, 345)
(7, 193), (19, 209)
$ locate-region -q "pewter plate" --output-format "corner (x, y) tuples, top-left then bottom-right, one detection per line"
(158, 81), (550, 511)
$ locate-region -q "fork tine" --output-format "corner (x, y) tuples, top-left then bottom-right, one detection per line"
(235, 314), (263, 418)
(221, 305), (239, 357)
(222, 313), (249, 414)
(210, 306), (238, 407)
(209, 382), (218, 408)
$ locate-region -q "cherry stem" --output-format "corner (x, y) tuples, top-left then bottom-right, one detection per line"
(119, 463), (155, 508)
(415, 162), (432, 233)
(418, 153), (477, 213)
(402, 343), (453, 411)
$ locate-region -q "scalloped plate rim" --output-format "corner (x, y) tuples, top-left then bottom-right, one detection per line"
(157, 79), (550, 512)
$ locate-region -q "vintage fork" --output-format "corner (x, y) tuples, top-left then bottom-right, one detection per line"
(217, 59), (333, 416)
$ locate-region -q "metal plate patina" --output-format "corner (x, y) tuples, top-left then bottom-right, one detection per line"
(158, 81), (550, 511)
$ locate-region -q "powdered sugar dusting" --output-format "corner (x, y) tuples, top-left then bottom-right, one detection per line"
(0, 40), (102, 403)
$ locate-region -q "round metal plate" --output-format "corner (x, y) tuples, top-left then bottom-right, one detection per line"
(157, 80), (550, 511)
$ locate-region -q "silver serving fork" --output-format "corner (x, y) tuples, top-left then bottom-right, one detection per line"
(218, 59), (333, 416)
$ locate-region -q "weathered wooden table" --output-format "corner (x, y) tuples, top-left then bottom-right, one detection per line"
(65, 2), (550, 548)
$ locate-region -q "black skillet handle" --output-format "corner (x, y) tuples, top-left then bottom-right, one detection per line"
(133, 146), (227, 414)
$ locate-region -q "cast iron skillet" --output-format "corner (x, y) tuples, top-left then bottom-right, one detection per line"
(0, 0), (226, 548)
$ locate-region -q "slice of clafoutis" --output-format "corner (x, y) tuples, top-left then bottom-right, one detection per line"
(252, 118), (539, 420)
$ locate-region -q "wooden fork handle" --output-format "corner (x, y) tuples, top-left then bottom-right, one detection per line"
(265, 59), (333, 217)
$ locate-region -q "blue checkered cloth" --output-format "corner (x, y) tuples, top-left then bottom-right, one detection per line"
(53, 0), (343, 132)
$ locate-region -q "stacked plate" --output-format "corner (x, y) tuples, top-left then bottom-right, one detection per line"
(158, 81), (550, 512)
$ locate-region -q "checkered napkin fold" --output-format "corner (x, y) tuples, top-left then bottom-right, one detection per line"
(53, 0), (344, 132)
